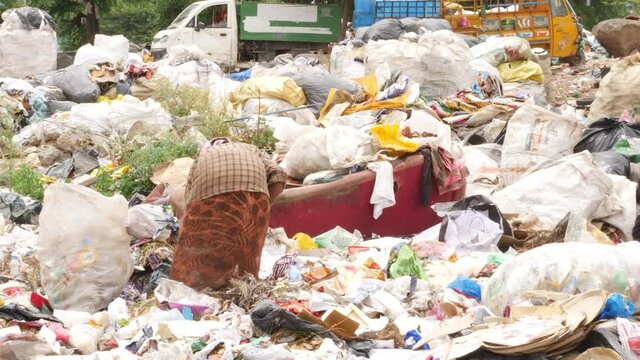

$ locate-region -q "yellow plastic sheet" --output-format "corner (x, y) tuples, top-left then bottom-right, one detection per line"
(230, 77), (306, 107)
(293, 232), (318, 250)
(497, 60), (544, 83)
(371, 123), (420, 153)
(318, 74), (410, 120)
(97, 94), (124, 104)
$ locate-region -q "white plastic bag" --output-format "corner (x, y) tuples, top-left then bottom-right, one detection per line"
(499, 105), (584, 187)
(491, 151), (623, 228)
(94, 34), (129, 64)
(68, 96), (172, 138)
(330, 44), (366, 79)
(154, 278), (221, 313)
(282, 125), (377, 180)
(74, 44), (112, 66)
(158, 59), (224, 89)
(601, 175), (637, 241)
(268, 116), (319, 155)
(109, 95), (173, 134)
(483, 242), (640, 314)
(167, 45), (205, 66)
(127, 204), (173, 239)
(37, 184), (132, 312)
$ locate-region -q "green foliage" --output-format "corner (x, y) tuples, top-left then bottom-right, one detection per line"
(100, 2), (159, 45)
(93, 169), (116, 196)
(234, 119), (277, 153)
(151, 80), (232, 139)
(9, 164), (44, 201)
(117, 136), (198, 198)
(0, 129), (22, 159)
(155, 0), (198, 29)
(574, 0), (640, 29)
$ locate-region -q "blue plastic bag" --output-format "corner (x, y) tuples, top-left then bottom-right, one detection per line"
(404, 330), (430, 350)
(599, 293), (635, 320)
(448, 275), (481, 301)
(227, 68), (252, 82)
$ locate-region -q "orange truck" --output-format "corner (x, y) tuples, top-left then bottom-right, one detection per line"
(355, 0), (584, 64)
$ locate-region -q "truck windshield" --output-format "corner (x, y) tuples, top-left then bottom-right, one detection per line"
(168, 3), (201, 29)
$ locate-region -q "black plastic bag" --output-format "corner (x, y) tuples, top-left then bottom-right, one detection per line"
(362, 19), (405, 42)
(4, 7), (56, 30)
(0, 192), (42, 225)
(400, 18), (451, 33)
(0, 303), (61, 323)
(438, 195), (514, 242)
(574, 116), (640, 153)
(251, 300), (335, 339)
(592, 151), (631, 177)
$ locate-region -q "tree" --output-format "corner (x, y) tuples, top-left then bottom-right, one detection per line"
(100, 2), (159, 45)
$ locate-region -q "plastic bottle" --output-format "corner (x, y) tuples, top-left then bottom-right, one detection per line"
(287, 264), (302, 283)
(9, 256), (21, 278)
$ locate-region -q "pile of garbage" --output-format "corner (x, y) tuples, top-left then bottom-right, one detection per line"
(0, 6), (640, 360)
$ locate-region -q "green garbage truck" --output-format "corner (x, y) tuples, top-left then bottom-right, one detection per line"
(150, 0), (344, 66)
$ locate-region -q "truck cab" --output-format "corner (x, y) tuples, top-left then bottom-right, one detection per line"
(152, 0), (239, 66)
(151, 0), (343, 66)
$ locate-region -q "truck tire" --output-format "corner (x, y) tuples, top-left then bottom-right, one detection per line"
(568, 48), (586, 67)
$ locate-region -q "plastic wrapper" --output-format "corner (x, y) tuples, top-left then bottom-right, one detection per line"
(574, 116), (640, 153)
(389, 245), (427, 280)
(37, 184), (133, 312)
(483, 242), (640, 314)
(500, 105), (584, 187)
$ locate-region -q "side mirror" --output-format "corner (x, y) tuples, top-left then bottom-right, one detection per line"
(197, 22), (205, 31)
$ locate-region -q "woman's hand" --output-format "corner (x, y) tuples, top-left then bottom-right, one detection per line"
(268, 182), (285, 202)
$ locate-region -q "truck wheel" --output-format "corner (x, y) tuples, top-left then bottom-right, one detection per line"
(568, 49), (586, 67)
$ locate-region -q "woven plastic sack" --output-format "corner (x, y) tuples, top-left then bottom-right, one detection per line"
(499, 105), (584, 187)
(0, 28), (56, 78)
(471, 36), (533, 67)
(231, 77), (306, 107)
(492, 151), (623, 228)
(38, 184), (132, 312)
(589, 55), (640, 123)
